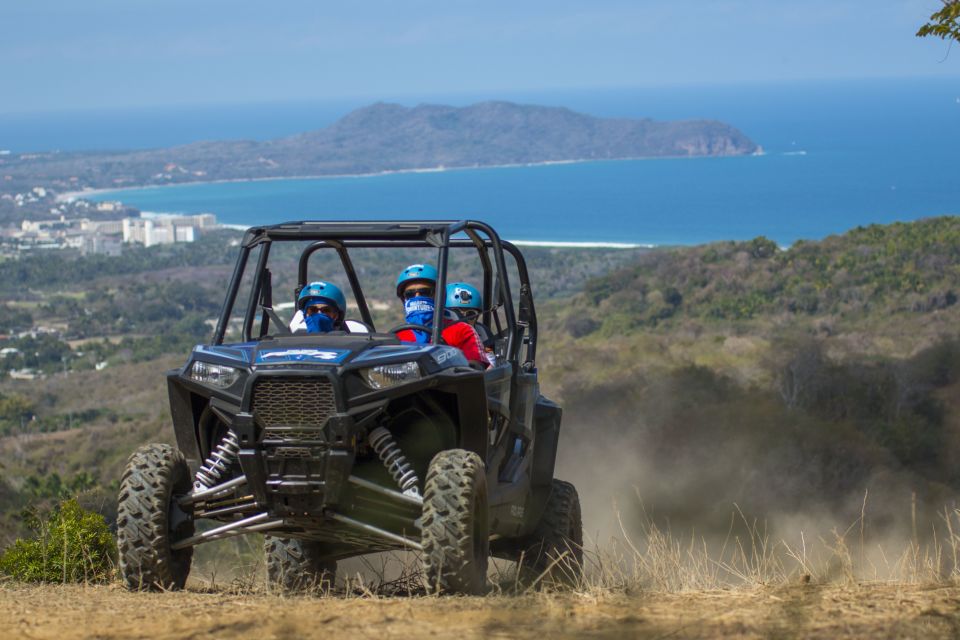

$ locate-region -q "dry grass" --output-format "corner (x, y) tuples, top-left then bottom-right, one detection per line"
(181, 497), (960, 598)
(578, 498), (960, 593)
(176, 503), (960, 606)
(6, 503), (960, 638)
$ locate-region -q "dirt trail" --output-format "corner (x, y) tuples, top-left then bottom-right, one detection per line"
(3, 583), (960, 639)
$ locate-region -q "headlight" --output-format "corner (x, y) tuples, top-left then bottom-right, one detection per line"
(188, 361), (241, 388)
(361, 361), (421, 389)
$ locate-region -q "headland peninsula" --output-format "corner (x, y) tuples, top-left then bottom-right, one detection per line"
(0, 101), (758, 224)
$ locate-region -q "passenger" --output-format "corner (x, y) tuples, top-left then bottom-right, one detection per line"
(395, 264), (488, 368)
(446, 282), (497, 367)
(292, 281), (346, 334)
(445, 282), (482, 325)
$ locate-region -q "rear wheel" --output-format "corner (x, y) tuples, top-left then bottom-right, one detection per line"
(117, 444), (195, 591)
(520, 479), (583, 587)
(265, 537), (337, 593)
(420, 449), (489, 594)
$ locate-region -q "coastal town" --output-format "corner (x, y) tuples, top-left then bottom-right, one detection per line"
(0, 186), (219, 257)
(0, 184), (224, 382)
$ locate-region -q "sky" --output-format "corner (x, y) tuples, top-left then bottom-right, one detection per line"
(1, 0), (957, 114)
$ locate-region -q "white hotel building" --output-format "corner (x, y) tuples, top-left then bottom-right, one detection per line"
(121, 214), (216, 247)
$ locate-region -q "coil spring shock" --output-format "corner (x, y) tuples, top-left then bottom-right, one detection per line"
(194, 429), (241, 491)
(368, 427), (420, 497)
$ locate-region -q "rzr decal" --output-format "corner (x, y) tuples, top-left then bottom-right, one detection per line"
(255, 349), (350, 364)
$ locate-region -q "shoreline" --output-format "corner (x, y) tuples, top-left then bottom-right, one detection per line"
(54, 152), (760, 203)
(137, 213), (655, 248)
(85, 209), (656, 248)
(51, 153), (759, 250)
(510, 240), (651, 249)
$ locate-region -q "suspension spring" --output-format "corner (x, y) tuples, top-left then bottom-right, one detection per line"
(194, 429), (241, 491)
(368, 427), (420, 497)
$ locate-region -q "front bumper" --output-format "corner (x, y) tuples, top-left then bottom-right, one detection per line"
(230, 369), (366, 518)
(232, 411), (361, 517)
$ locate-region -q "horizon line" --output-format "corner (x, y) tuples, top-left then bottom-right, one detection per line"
(2, 73), (959, 119)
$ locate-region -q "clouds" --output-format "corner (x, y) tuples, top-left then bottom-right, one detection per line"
(0, 0), (955, 113)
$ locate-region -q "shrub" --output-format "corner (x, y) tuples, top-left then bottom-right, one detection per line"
(748, 236), (779, 259)
(564, 314), (599, 338)
(0, 498), (116, 583)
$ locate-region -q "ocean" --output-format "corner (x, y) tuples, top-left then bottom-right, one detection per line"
(14, 77), (960, 246)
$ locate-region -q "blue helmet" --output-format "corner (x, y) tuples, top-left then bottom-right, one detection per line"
(297, 281), (347, 319)
(396, 263), (438, 298)
(445, 282), (482, 312)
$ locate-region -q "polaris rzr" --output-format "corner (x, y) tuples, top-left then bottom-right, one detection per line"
(116, 220), (582, 594)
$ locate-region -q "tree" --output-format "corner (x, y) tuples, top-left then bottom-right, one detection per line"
(917, 0), (960, 44)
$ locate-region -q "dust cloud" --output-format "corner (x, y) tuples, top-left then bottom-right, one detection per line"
(553, 363), (960, 583)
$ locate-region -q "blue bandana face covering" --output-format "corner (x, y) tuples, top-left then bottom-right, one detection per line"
(304, 311), (335, 334)
(404, 297), (434, 343)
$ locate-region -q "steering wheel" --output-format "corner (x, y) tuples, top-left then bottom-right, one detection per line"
(388, 323), (432, 335)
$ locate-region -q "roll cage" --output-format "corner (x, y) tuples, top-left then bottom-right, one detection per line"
(212, 220), (539, 368)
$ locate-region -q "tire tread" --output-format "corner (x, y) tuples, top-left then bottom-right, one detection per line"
(421, 449), (489, 594)
(117, 443), (194, 591)
(521, 479), (583, 587)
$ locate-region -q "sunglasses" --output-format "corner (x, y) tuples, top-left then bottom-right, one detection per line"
(305, 304), (337, 317)
(402, 287), (434, 300)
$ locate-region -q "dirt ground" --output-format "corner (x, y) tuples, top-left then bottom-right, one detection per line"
(2, 582), (960, 640)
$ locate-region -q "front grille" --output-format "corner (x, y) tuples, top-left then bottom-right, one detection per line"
(251, 376), (336, 429)
(262, 429), (326, 442)
(270, 447), (313, 459)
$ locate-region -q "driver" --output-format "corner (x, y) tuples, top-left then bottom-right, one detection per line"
(291, 281), (347, 334)
(395, 264), (488, 368)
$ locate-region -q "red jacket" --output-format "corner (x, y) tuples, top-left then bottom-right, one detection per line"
(397, 321), (488, 367)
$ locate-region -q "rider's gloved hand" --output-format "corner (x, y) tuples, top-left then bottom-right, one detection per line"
(404, 297), (434, 343)
(305, 312), (334, 334)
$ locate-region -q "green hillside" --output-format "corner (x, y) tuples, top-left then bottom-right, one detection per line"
(571, 216), (960, 337)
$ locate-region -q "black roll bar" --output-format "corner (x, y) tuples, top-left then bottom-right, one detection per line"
(429, 222), (468, 344)
(242, 242), (271, 342)
(502, 241), (538, 366)
(213, 246), (250, 344)
(297, 240), (375, 327)
(215, 221), (536, 366)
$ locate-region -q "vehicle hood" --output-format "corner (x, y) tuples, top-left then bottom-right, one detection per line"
(195, 334), (452, 367)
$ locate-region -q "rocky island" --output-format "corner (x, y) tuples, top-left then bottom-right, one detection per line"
(1, 101), (757, 198)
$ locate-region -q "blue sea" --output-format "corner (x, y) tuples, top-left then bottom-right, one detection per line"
(10, 77), (960, 245)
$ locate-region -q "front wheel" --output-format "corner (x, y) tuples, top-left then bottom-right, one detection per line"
(117, 444), (195, 590)
(420, 449), (489, 594)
